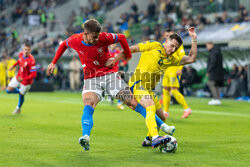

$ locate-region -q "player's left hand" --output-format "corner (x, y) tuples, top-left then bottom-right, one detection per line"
(188, 27), (197, 39)
(47, 63), (56, 75)
(17, 77), (23, 82)
(9, 66), (14, 71)
(105, 58), (115, 68)
(176, 70), (182, 76)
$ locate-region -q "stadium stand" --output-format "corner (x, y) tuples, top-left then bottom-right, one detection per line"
(0, 0), (249, 99)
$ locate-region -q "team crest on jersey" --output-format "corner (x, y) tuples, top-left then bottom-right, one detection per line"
(98, 47), (103, 55)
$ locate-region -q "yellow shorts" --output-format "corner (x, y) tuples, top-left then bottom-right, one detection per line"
(162, 68), (181, 88)
(129, 80), (162, 111)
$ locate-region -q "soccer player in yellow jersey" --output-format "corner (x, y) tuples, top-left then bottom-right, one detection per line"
(125, 27), (197, 146)
(0, 57), (7, 90)
(6, 55), (17, 84)
(162, 29), (192, 119)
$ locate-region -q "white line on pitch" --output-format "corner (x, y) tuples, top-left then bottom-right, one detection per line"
(1, 95), (249, 118)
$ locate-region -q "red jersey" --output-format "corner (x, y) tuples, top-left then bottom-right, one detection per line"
(109, 49), (120, 72)
(52, 32), (131, 79)
(14, 52), (37, 85)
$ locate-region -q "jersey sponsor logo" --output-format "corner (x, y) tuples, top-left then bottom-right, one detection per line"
(158, 58), (163, 66)
(79, 51), (84, 55)
(82, 64), (86, 68)
(93, 60), (100, 66)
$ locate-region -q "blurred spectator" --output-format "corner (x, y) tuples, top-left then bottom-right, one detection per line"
(11, 27), (18, 45)
(180, 0), (190, 14)
(182, 67), (198, 88)
(148, 0), (156, 20)
(69, 56), (81, 91)
(131, 1), (138, 13)
(206, 42), (224, 105)
(49, 12), (56, 31)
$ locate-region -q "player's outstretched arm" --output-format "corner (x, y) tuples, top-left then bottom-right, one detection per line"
(105, 44), (140, 68)
(9, 60), (19, 71)
(105, 34), (132, 68)
(129, 44), (140, 53)
(47, 41), (68, 75)
(180, 27), (197, 65)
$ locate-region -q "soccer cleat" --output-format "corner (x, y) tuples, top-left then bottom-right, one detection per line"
(117, 104), (124, 110)
(168, 126), (176, 135)
(208, 99), (221, 105)
(141, 136), (151, 147)
(79, 135), (90, 151)
(164, 111), (169, 118)
(160, 124), (176, 136)
(12, 107), (21, 114)
(151, 136), (170, 148)
(182, 108), (192, 119)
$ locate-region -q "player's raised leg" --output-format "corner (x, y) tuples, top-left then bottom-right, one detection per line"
(115, 86), (173, 135)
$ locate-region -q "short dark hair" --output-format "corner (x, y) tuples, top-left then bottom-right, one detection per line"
(165, 29), (174, 33)
(169, 33), (183, 46)
(84, 19), (102, 33)
(24, 43), (31, 47)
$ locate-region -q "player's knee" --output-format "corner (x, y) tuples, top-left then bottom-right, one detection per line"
(163, 87), (170, 91)
(128, 99), (138, 110)
(140, 99), (154, 108)
(162, 116), (166, 122)
(83, 101), (96, 108)
(171, 87), (178, 91)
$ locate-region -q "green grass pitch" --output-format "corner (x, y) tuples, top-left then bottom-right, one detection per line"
(0, 91), (250, 167)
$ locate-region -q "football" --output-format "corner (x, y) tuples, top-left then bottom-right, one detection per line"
(159, 135), (178, 153)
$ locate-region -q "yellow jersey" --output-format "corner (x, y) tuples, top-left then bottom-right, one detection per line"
(7, 58), (17, 77)
(129, 40), (183, 90)
(0, 62), (7, 87)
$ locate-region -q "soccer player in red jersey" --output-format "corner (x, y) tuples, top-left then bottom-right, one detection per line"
(47, 19), (173, 151)
(6, 43), (37, 114)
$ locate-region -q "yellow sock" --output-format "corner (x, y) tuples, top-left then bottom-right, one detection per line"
(146, 105), (158, 137)
(147, 126), (160, 138)
(163, 89), (170, 112)
(171, 89), (189, 109)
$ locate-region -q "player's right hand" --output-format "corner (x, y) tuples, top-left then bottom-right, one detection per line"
(188, 27), (197, 39)
(47, 63), (56, 75)
(105, 57), (115, 68)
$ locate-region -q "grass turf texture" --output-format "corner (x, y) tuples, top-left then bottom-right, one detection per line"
(0, 91), (249, 167)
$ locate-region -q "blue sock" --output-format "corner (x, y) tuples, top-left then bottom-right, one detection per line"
(135, 103), (164, 127)
(117, 100), (121, 104)
(6, 88), (20, 94)
(18, 94), (24, 108)
(82, 105), (94, 136)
